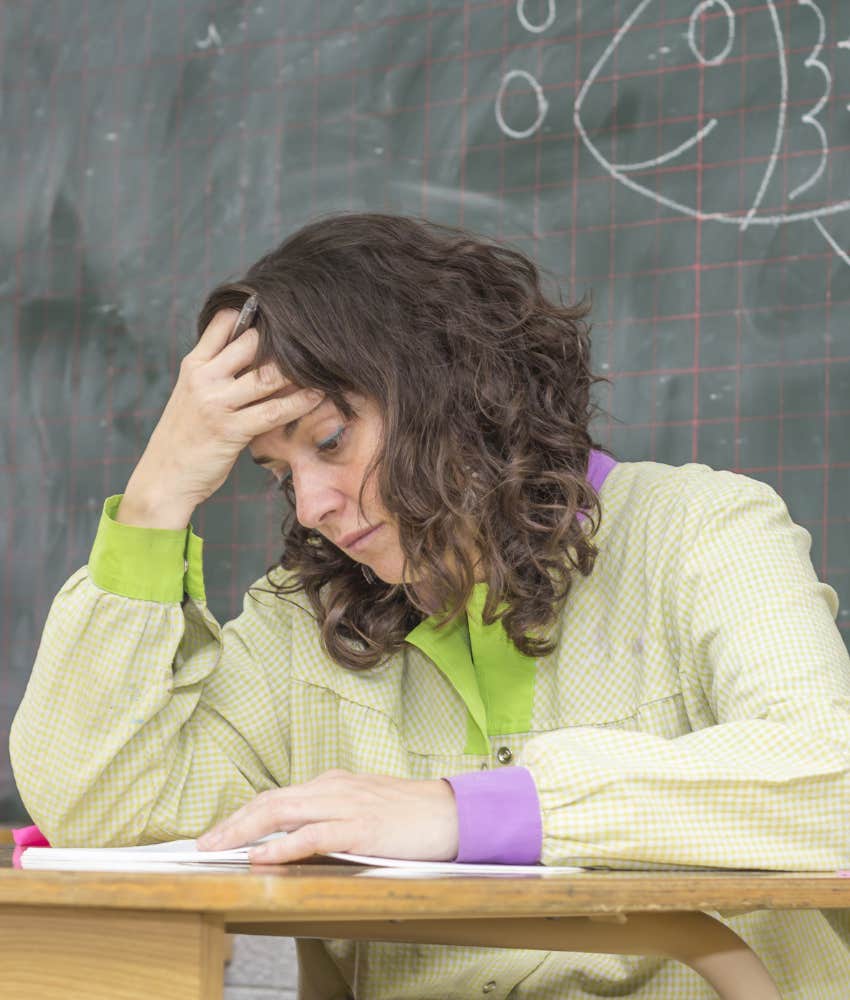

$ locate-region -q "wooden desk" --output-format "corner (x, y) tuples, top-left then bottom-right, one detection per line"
(1, 847), (848, 999)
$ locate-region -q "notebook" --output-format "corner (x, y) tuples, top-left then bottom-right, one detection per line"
(19, 831), (583, 875)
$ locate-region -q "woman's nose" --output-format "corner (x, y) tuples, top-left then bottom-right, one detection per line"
(293, 469), (344, 533)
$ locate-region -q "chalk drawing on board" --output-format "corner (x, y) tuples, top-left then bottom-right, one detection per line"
(195, 23), (223, 51)
(495, 70), (549, 140)
(517, 0), (556, 34)
(687, 0), (735, 66)
(573, 0), (850, 267)
(494, 2), (556, 139)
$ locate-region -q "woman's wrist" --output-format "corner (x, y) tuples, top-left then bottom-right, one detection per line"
(115, 478), (197, 531)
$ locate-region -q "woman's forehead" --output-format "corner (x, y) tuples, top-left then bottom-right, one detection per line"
(249, 396), (333, 464)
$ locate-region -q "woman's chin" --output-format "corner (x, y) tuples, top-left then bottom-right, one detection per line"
(366, 553), (406, 586)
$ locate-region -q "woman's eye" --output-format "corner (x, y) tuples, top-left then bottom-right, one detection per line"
(272, 426), (345, 493)
(317, 426), (346, 455)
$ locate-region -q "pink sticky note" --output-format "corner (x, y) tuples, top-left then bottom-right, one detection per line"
(12, 824), (50, 848)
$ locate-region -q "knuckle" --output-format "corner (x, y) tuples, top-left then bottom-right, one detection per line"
(183, 366), (207, 394)
(261, 396), (287, 421)
(236, 327), (259, 348)
(317, 769), (351, 787)
(258, 788), (283, 812)
(270, 800), (290, 826)
(299, 825), (324, 855)
(214, 307), (239, 326)
(257, 362), (281, 382)
(179, 355), (200, 379)
(324, 768), (350, 778)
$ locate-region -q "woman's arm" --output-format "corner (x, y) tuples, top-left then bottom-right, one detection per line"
(11, 303), (325, 847)
(520, 476), (850, 870)
(10, 496), (293, 847)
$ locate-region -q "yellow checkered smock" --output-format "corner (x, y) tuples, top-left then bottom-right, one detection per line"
(11, 459), (850, 998)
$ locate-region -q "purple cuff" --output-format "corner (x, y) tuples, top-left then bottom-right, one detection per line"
(445, 766), (542, 865)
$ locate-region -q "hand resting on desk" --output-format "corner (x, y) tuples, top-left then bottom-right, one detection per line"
(195, 769), (459, 865)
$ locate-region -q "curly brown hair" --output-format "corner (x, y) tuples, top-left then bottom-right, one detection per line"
(197, 212), (611, 670)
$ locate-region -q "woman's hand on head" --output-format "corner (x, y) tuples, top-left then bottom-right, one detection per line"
(195, 770), (460, 865)
(116, 308), (323, 530)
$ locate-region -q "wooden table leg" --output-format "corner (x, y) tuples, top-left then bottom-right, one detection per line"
(230, 911), (781, 1000)
(0, 906), (225, 1000)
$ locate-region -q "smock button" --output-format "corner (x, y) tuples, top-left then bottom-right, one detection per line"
(482, 982), (497, 994)
(496, 746), (512, 765)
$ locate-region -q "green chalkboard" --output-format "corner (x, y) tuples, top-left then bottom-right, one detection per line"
(2, 0), (849, 822)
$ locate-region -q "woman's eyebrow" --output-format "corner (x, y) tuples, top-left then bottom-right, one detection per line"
(250, 398), (331, 465)
(282, 415), (304, 440)
(250, 418), (302, 466)
(284, 395), (332, 441)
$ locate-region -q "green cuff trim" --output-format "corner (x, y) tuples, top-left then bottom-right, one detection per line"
(88, 495), (206, 604)
(184, 529), (206, 603)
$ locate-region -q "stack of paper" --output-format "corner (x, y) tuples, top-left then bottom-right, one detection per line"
(20, 831), (583, 875)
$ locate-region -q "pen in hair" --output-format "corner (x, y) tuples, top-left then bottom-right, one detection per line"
(228, 293), (259, 343)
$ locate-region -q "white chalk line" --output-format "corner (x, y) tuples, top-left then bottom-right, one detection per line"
(608, 119), (719, 171)
(814, 218), (850, 267)
(517, 0), (556, 35)
(571, 0), (850, 227)
(687, 0), (735, 67)
(495, 69), (549, 139)
(562, 0), (850, 264)
(790, 0), (830, 201)
(741, 1), (786, 230)
(839, 37), (850, 110)
(195, 23), (223, 50)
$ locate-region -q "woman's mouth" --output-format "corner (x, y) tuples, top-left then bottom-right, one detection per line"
(345, 524), (383, 552)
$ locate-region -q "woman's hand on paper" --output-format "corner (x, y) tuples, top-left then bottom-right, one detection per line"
(195, 770), (459, 864)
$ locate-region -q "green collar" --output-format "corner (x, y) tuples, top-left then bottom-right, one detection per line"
(405, 583), (537, 754)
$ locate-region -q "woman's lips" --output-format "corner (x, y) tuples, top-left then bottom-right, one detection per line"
(346, 524), (383, 552)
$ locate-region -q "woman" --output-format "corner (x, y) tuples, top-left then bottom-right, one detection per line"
(11, 213), (850, 998)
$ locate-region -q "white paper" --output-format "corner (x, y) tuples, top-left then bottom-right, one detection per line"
(20, 831), (584, 875)
(20, 834), (277, 870)
(324, 851), (583, 875)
